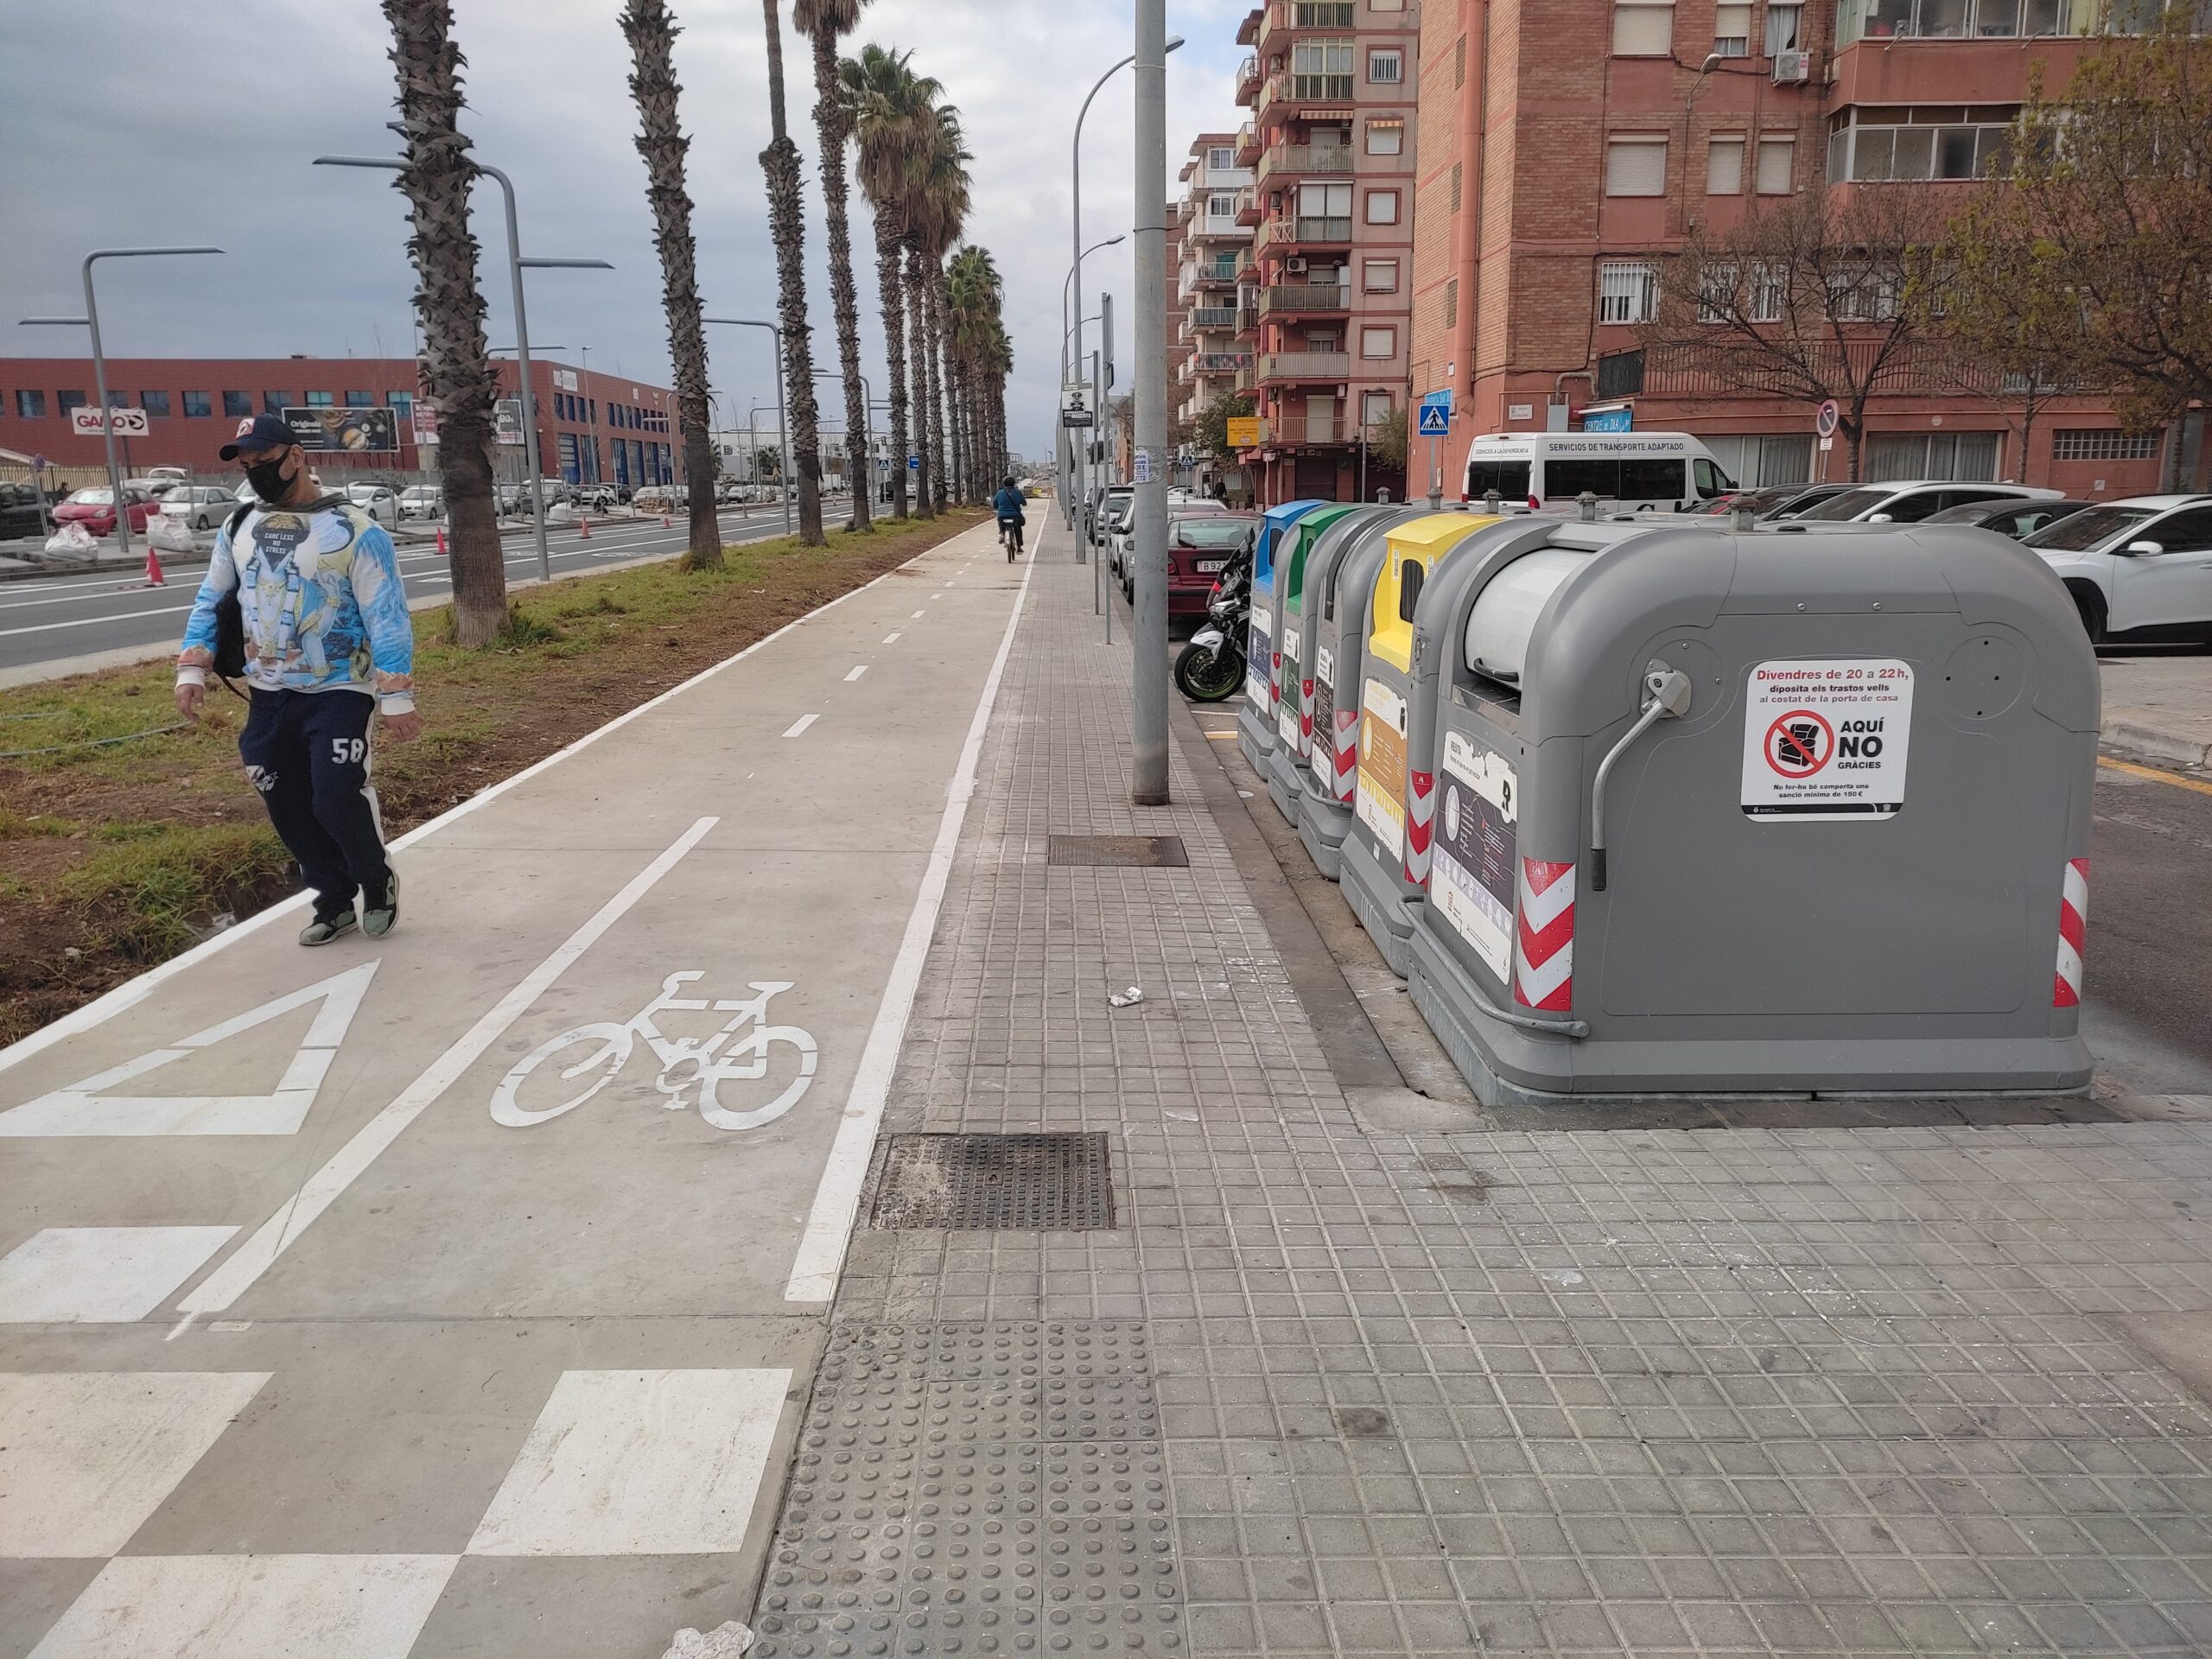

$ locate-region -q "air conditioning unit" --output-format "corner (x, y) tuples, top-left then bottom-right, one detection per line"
(1772, 49), (1812, 84)
(1287, 256), (1308, 274)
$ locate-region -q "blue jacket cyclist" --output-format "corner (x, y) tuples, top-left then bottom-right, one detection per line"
(175, 413), (423, 946)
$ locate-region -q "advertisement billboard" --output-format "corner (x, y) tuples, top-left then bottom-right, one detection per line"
(282, 405), (399, 454)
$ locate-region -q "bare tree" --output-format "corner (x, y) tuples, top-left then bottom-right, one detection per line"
(1636, 184), (1949, 481)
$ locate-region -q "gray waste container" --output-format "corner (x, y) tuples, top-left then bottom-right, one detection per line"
(1405, 519), (2101, 1103)
(1292, 507), (1429, 879)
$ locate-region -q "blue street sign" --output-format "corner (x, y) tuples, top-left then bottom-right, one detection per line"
(907, 454), (921, 472)
(1417, 404), (1451, 437)
(1583, 407), (1633, 433)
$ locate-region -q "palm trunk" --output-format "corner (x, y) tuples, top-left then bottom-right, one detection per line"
(760, 0), (825, 544)
(808, 27), (869, 533)
(622, 0), (721, 570)
(874, 215), (910, 520)
(924, 267), (950, 512)
(903, 245), (935, 520)
(384, 0), (505, 646)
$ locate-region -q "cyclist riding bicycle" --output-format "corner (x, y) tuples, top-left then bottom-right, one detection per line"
(993, 476), (1027, 558)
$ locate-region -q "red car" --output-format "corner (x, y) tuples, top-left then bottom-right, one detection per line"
(54, 487), (156, 537)
(1167, 511), (1259, 620)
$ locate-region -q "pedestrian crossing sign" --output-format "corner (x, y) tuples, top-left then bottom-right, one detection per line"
(1417, 401), (1451, 438)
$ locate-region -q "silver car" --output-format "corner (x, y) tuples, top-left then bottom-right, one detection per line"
(158, 485), (235, 531)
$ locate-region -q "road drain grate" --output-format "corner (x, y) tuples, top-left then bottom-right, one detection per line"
(870, 1132), (1116, 1230)
(1046, 833), (1189, 868)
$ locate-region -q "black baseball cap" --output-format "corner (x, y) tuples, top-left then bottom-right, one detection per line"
(219, 413), (300, 461)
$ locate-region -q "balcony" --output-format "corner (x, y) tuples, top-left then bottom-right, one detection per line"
(1259, 350), (1351, 385)
(1258, 215), (1353, 252)
(1235, 187), (1262, 227)
(1234, 122), (1260, 167)
(1259, 1), (1357, 47)
(1259, 280), (1351, 318)
(1190, 305), (1241, 331)
(1261, 410), (1348, 446)
(1192, 351), (1255, 375)
(1261, 71), (1356, 118)
(1236, 364), (1257, 394)
(1236, 54), (1261, 105)
(1237, 305), (1260, 336)
(1190, 260), (1242, 289)
(1257, 142), (1354, 187)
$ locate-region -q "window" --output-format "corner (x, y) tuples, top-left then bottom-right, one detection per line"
(2051, 429), (2158, 461)
(1835, 0), (2126, 42)
(1827, 107), (2018, 182)
(1714, 3), (1752, 54)
(1827, 265), (1899, 320)
(140, 391), (172, 418)
(1707, 137), (1745, 194)
(105, 390), (126, 407)
(1766, 2), (1804, 52)
(1699, 264), (1738, 322)
(264, 392), (292, 413)
(15, 390), (45, 418)
(1365, 189), (1400, 224)
(1360, 326), (1396, 359)
(1291, 41), (1355, 99)
(1361, 391), (1394, 431)
(344, 391), (373, 408)
(1704, 433), (1815, 487)
(1612, 0), (1675, 55)
(1207, 146), (1235, 169)
(1867, 430), (1999, 481)
(1756, 136), (1796, 194)
(1368, 48), (1402, 83)
(305, 391), (334, 407)
(1749, 261), (1786, 321)
(1293, 0), (1355, 20)
(386, 391), (414, 419)
(1455, 35), (1467, 86)
(182, 391), (212, 418)
(1363, 257), (1399, 292)
(1599, 260), (1660, 323)
(58, 391), (86, 414)
(2148, 506), (2212, 553)
(1605, 137), (1669, 196)
(222, 391), (252, 418)
(1367, 119), (1403, 155)
(1444, 278), (1459, 327)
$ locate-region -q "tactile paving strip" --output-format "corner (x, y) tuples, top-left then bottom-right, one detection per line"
(751, 1323), (1180, 1656)
(870, 1133), (1116, 1231)
(1045, 834), (1190, 868)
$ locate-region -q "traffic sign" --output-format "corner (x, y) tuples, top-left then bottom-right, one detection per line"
(907, 454), (921, 472)
(1815, 398), (1840, 439)
(1417, 388), (1452, 438)
(68, 405), (148, 438)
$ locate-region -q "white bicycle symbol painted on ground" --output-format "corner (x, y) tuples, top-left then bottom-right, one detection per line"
(492, 973), (817, 1131)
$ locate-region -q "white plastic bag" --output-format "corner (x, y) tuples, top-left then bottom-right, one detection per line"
(44, 522), (97, 556)
(146, 518), (196, 554)
(544, 502), (575, 525)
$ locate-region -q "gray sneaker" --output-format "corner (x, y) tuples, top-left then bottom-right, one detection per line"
(362, 871), (399, 939)
(300, 909), (358, 947)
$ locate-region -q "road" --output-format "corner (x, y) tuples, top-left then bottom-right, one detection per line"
(2084, 758), (2212, 1099)
(0, 498), (850, 679)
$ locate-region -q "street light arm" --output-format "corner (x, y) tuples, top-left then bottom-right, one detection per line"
(519, 257), (616, 270)
(84, 246), (223, 268)
(18, 317), (91, 327)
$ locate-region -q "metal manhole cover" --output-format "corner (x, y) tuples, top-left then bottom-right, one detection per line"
(1046, 834), (1189, 868)
(870, 1132), (1116, 1230)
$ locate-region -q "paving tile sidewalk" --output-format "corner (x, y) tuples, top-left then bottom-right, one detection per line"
(749, 522), (2212, 1658)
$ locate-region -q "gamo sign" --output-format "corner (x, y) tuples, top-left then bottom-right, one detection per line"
(68, 404), (149, 438)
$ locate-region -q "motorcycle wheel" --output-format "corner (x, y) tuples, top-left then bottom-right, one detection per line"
(1175, 639), (1245, 702)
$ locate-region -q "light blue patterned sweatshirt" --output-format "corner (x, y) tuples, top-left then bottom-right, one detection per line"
(177, 498), (416, 713)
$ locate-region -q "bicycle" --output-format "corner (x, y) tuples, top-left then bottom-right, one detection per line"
(999, 517), (1024, 562)
(492, 972), (817, 1131)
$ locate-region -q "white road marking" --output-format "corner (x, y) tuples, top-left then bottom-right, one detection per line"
(882, 632), (901, 645)
(912, 609), (925, 619)
(466, 1369), (790, 1555)
(782, 712), (820, 738)
(931, 592), (944, 599)
(0, 1370), (270, 1554)
(843, 664), (868, 682)
(787, 527), (1033, 1302)
(172, 817), (718, 1329)
(0, 1226), (238, 1323)
(0, 602), (196, 639)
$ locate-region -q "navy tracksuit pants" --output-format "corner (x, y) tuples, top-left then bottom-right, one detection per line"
(238, 689), (392, 918)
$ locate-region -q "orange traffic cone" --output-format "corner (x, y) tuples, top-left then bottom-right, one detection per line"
(435, 526), (448, 557)
(578, 515), (591, 539)
(661, 513), (672, 529)
(143, 543), (165, 587)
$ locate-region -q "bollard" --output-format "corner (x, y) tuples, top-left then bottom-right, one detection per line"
(1576, 490), (1599, 522)
(1731, 500), (1757, 532)
(1484, 490), (1502, 516)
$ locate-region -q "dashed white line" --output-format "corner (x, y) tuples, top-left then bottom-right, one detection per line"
(912, 610), (925, 619)
(882, 632), (901, 645)
(782, 713), (820, 738)
(843, 664), (868, 682)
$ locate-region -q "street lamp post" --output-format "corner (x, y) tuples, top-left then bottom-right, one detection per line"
(1132, 4), (1172, 804)
(703, 318), (791, 538)
(1059, 237), (1124, 545)
(19, 246), (223, 564)
(315, 154), (611, 581)
(813, 367), (873, 525)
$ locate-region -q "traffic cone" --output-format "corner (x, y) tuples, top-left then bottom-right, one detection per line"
(578, 515), (591, 539)
(435, 526), (448, 557)
(661, 513), (672, 529)
(143, 543), (165, 587)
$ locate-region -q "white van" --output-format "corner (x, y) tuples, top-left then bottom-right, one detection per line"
(1464, 431), (1735, 513)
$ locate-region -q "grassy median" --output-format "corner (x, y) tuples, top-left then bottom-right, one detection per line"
(0, 508), (986, 1045)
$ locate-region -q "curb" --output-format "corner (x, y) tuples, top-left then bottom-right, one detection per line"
(0, 549), (214, 583)
(2101, 721), (2212, 775)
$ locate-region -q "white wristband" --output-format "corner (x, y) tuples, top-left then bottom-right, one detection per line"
(176, 666), (207, 689)
(378, 692), (416, 717)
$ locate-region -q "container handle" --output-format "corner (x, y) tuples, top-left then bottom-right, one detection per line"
(1590, 661), (1692, 893)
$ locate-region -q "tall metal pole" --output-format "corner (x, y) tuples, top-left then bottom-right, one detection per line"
(474, 164), (552, 582)
(705, 318), (791, 537)
(1132, 1), (1171, 804)
(79, 267), (130, 564)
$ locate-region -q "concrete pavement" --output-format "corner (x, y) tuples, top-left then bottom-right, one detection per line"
(0, 518), (1026, 1657)
(2101, 650), (2212, 772)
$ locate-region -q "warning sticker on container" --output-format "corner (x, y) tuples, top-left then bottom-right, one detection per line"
(1740, 658), (1914, 821)
(1433, 730), (1516, 986)
(1356, 678), (1409, 855)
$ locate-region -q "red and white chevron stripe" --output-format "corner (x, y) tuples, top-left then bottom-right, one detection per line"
(2053, 856), (2089, 1007)
(1299, 676), (1315, 753)
(1514, 858), (1576, 1012)
(1332, 709), (1358, 802)
(1404, 768), (1437, 886)
(1270, 648), (1282, 708)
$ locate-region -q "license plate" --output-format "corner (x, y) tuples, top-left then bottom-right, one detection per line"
(1196, 559), (1227, 574)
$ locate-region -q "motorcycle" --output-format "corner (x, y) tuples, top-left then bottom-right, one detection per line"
(1173, 533), (1253, 702)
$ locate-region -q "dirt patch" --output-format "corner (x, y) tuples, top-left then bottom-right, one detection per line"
(0, 511), (985, 1046)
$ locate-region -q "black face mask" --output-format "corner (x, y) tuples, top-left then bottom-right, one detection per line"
(245, 458), (292, 504)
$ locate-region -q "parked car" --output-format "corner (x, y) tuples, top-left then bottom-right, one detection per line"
(126, 473), (188, 499)
(54, 487), (155, 537)
(399, 485), (444, 520)
(342, 484), (401, 527)
(2021, 494), (2212, 644)
(158, 485), (237, 531)
(1693, 483), (1834, 519)
(632, 485), (679, 513)
(1113, 495), (1226, 581)
(572, 484), (618, 512)
(0, 482), (59, 540)
(1122, 509), (1260, 618)
(1919, 498), (2097, 540)
(1791, 480), (2062, 524)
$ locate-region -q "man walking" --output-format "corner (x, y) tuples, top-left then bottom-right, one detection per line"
(175, 414), (422, 944)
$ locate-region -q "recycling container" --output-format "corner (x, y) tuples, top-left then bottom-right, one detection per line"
(1264, 504), (1363, 824)
(1340, 512), (1510, 973)
(1240, 499), (1325, 771)
(1404, 518), (2101, 1103)
(1293, 507), (1429, 878)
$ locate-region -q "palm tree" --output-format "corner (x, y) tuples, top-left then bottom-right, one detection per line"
(839, 45), (934, 522)
(948, 245), (1004, 498)
(382, 0), (504, 646)
(794, 0), (871, 532)
(760, 0), (825, 544)
(620, 0), (721, 571)
(910, 105), (970, 516)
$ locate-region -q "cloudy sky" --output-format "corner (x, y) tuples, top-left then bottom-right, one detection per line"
(0, 0), (1249, 464)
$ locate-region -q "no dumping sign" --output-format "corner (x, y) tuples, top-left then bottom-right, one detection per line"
(1740, 658), (1914, 821)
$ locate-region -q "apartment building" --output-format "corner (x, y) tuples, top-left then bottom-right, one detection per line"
(1171, 135), (1256, 494)
(1409, 0), (2187, 501)
(1230, 0), (1421, 505)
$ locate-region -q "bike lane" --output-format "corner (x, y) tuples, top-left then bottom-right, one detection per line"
(0, 523), (1025, 1656)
